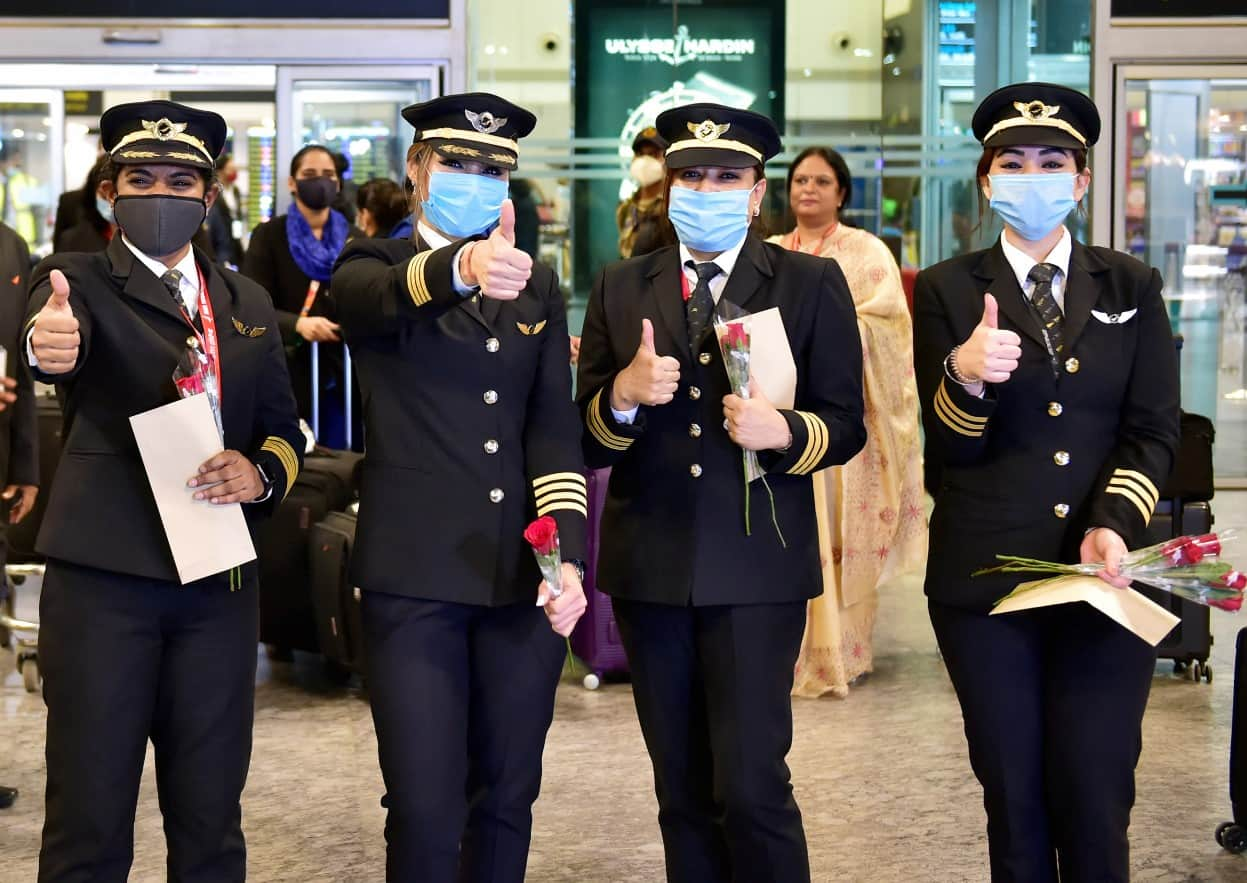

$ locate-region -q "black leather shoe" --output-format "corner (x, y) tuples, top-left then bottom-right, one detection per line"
(0, 785), (17, 809)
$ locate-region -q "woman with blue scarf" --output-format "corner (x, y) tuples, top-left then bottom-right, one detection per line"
(242, 144), (362, 449)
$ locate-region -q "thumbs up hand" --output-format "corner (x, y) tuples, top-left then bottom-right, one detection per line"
(460, 198), (533, 301)
(610, 318), (681, 410)
(952, 293), (1023, 390)
(32, 269), (82, 375)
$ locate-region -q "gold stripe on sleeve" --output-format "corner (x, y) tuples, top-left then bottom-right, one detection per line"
(1105, 483), (1154, 523)
(1110, 468), (1160, 510)
(406, 251), (433, 307)
(585, 389), (634, 452)
(933, 379), (988, 437)
(789, 411), (829, 475)
(260, 437), (300, 502)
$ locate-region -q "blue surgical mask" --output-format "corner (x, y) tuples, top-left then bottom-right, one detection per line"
(420, 170), (508, 239)
(667, 185), (757, 253)
(96, 195), (114, 223)
(988, 173), (1079, 241)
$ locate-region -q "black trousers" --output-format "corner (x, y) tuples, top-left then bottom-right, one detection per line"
(928, 599), (1157, 883)
(38, 560), (259, 883)
(361, 593), (564, 883)
(612, 598), (810, 883)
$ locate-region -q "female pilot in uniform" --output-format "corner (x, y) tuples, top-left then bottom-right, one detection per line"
(331, 93), (588, 883)
(26, 100), (303, 882)
(913, 83), (1180, 881)
(576, 103), (866, 883)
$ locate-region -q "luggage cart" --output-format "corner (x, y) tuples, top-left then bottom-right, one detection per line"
(1, 563), (43, 693)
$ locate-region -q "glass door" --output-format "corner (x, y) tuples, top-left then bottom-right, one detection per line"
(275, 66), (440, 217)
(0, 88), (64, 256)
(1114, 65), (1247, 481)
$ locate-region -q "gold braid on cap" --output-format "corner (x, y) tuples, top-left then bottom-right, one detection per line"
(417, 127), (519, 154)
(110, 118), (215, 163)
(983, 100), (1087, 147)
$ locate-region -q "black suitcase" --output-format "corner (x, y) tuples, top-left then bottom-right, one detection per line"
(1215, 628), (1247, 853)
(7, 391), (63, 563)
(1137, 499), (1214, 681)
(256, 450), (362, 653)
(308, 510), (365, 674)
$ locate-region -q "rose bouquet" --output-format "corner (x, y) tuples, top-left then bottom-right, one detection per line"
(977, 530), (1243, 611)
(713, 310), (784, 547)
(173, 335), (223, 440)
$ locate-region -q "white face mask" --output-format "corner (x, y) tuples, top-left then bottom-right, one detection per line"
(630, 155), (665, 187)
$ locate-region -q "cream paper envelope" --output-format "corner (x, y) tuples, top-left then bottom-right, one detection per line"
(990, 575), (1180, 646)
(130, 394), (256, 585)
(714, 307), (796, 409)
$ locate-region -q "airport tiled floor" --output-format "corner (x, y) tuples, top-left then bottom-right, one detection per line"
(3, 495), (1247, 881)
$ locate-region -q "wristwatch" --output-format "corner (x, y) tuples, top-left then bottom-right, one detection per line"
(254, 462), (276, 500)
(566, 558), (587, 582)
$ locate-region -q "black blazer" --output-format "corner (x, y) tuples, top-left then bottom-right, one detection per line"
(913, 238), (1180, 612)
(332, 235), (587, 606)
(0, 222), (37, 489)
(576, 234), (866, 607)
(25, 236), (305, 582)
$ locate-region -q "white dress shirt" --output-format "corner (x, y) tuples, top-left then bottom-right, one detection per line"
(1000, 225), (1072, 313)
(418, 220), (482, 296)
(124, 236), (202, 316)
(611, 234), (749, 424)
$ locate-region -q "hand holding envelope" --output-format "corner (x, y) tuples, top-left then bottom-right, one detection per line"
(130, 394), (256, 585)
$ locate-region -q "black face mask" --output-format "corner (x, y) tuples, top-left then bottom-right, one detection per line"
(112, 195), (207, 258)
(295, 176), (338, 211)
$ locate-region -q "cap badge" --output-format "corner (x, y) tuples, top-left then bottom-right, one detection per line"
(466, 109), (507, 135)
(689, 120), (730, 142)
(143, 118), (188, 141)
(1014, 100), (1060, 123)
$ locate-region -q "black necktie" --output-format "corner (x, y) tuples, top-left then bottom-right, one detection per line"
(1027, 262), (1064, 358)
(161, 269), (184, 308)
(685, 261), (722, 350)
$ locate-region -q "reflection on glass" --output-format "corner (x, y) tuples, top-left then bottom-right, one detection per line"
(0, 101), (54, 251)
(292, 82), (432, 195)
(1124, 77), (1247, 479)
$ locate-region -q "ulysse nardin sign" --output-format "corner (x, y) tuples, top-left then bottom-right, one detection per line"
(604, 25), (756, 66)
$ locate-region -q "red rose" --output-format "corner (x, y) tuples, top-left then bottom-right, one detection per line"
(1181, 540), (1205, 564)
(725, 322), (748, 349)
(1192, 533), (1222, 556)
(523, 515), (559, 556)
(1210, 594), (1243, 612)
(1215, 570), (1246, 590)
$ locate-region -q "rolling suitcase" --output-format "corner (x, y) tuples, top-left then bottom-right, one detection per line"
(1215, 627), (1247, 853)
(7, 389), (62, 563)
(569, 468), (629, 688)
(308, 510), (365, 675)
(256, 449), (362, 653)
(1137, 499), (1214, 681)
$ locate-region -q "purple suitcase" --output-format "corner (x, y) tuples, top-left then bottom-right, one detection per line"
(569, 468), (629, 688)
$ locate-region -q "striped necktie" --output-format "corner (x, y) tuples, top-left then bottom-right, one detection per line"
(685, 261), (722, 350)
(1027, 262), (1064, 358)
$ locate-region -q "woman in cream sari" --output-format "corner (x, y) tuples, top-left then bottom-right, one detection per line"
(770, 147), (927, 698)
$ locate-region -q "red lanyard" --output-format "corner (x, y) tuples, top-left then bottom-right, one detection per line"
(299, 279), (320, 317)
(680, 269), (691, 302)
(791, 222), (838, 255)
(176, 266), (222, 402)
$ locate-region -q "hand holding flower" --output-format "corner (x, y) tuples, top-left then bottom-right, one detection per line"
(1080, 527), (1131, 589)
(722, 378), (790, 452)
(538, 562), (588, 637)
